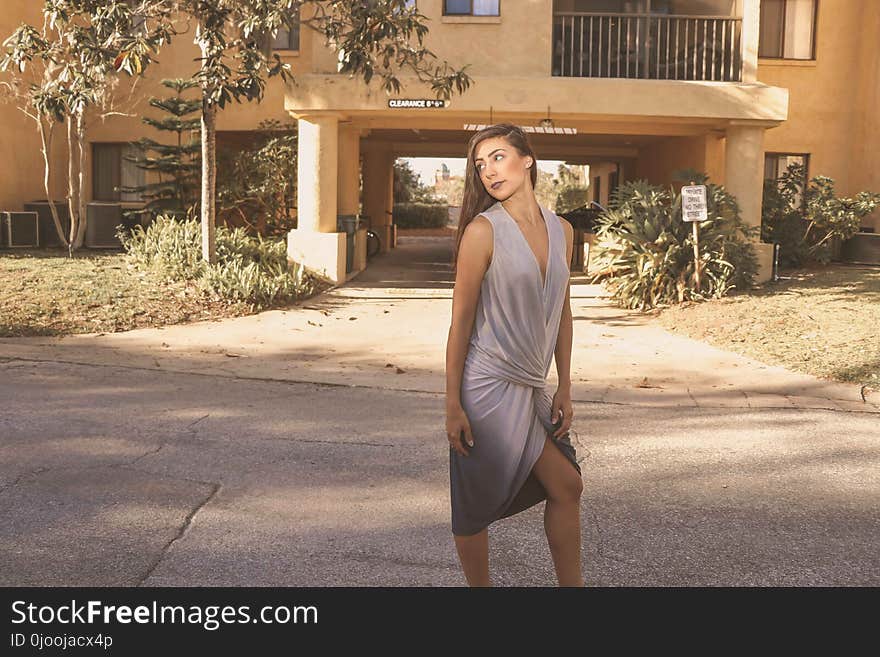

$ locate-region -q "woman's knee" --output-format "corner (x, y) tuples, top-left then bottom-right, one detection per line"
(543, 466), (583, 504)
(552, 474), (583, 503)
(535, 436), (584, 503)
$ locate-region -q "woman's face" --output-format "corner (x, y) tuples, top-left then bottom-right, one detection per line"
(473, 136), (532, 200)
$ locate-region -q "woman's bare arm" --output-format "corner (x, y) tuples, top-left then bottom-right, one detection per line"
(554, 218), (575, 392)
(446, 216), (493, 412)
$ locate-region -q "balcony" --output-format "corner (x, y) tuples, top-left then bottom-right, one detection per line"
(553, 11), (743, 82)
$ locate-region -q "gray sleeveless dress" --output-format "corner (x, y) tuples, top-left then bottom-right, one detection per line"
(449, 200), (582, 537)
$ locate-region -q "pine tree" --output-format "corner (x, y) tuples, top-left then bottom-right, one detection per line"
(122, 77), (201, 220)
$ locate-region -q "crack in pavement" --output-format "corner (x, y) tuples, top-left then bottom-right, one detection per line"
(0, 426), (200, 496)
(135, 479), (222, 587)
(0, 466), (52, 496)
(0, 455), (224, 587)
(127, 416), (210, 468)
(187, 414), (211, 429)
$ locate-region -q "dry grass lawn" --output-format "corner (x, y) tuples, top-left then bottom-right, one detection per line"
(652, 263), (880, 386)
(0, 248), (258, 337)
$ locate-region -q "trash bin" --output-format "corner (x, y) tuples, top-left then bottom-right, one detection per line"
(337, 214), (360, 273)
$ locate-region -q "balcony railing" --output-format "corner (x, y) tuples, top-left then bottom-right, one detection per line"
(552, 12), (742, 82)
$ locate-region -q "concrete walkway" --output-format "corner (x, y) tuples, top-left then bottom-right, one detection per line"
(1, 235), (877, 412)
(1, 234), (878, 585)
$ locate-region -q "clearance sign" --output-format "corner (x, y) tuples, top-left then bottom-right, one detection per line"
(388, 99), (448, 108)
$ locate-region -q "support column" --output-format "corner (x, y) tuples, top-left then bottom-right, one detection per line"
(337, 125), (360, 216)
(741, 0), (760, 83)
(725, 120), (774, 284)
(383, 152), (396, 249)
(287, 112), (345, 283)
(338, 125), (366, 273)
(362, 144), (395, 253)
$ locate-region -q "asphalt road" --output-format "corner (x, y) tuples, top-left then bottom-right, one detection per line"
(2, 356), (877, 586)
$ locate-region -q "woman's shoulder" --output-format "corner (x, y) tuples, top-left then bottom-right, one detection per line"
(552, 208), (572, 231)
(475, 201), (500, 219)
(465, 203), (500, 229)
(461, 212), (494, 244)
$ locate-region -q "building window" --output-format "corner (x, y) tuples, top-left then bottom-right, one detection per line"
(270, 23), (300, 51)
(92, 143), (145, 202)
(764, 152), (810, 208)
(592, 175), (601, 204)
(444, 0), (500, 17)
(124, 0), (147, 35)
(759, 0), (818, 60)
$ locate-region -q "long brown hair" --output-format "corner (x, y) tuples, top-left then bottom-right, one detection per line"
(452, 123), (539, 273)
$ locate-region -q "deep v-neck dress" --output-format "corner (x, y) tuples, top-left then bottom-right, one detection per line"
(449, 200), (582, 537)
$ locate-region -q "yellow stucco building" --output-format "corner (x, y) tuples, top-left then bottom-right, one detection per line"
(1, 1), (877, 284)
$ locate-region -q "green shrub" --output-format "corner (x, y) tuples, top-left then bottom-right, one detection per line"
(761, 169), (810, 268)
(117, 213), (319, 309)
(589, 172), (759, 310)
(118, 208), (206, 280)
(762, 161), (880, 266)
(217, 119), (297, 238)
(554, 185), (590, 213)
(392, 202), (448, 228)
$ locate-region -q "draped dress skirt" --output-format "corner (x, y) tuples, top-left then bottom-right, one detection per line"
(449, 200), (582, 537)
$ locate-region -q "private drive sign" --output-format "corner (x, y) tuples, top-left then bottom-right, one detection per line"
(681, 184), (708, 292)
(681, 185), (708, 222)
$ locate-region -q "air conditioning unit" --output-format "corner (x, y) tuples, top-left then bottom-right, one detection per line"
(85, 202), (126, 248)
(24, 200), (71, 247)
(1, 211), (39, 248)
(841, 232), (880, 265)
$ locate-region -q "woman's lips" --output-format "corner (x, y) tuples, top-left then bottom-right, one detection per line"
(491, 180), (505, 190)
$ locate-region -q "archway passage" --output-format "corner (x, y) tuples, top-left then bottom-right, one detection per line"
(287, 120), (776, 286)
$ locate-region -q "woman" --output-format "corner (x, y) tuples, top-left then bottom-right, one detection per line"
(445, 123), (585, 587)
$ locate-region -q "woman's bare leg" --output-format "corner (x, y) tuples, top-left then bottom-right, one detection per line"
(531, 434), (585, 586)
(453, 527), (490, 586)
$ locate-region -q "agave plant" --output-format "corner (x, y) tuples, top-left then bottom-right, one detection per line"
(589, 172), (759, 310)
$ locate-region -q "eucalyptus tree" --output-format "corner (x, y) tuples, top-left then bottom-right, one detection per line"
(3, 1), (473, 263)
(0, 0), (174, 252)
(160, 0), (474, 264)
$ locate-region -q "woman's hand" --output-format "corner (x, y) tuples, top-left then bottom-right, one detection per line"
(550, 387), (573, 439)
(446, 404), (474, 456)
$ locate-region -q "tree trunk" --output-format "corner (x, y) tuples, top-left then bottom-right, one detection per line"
(38, 114), (68, 247)
(200, 97), (217, 264)
(66, 117), (80, 257)
(72, 111), (88, 250)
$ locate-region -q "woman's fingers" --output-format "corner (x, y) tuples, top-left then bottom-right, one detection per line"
(552, 408), (573, 438)
(448, 428), (473, 456)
